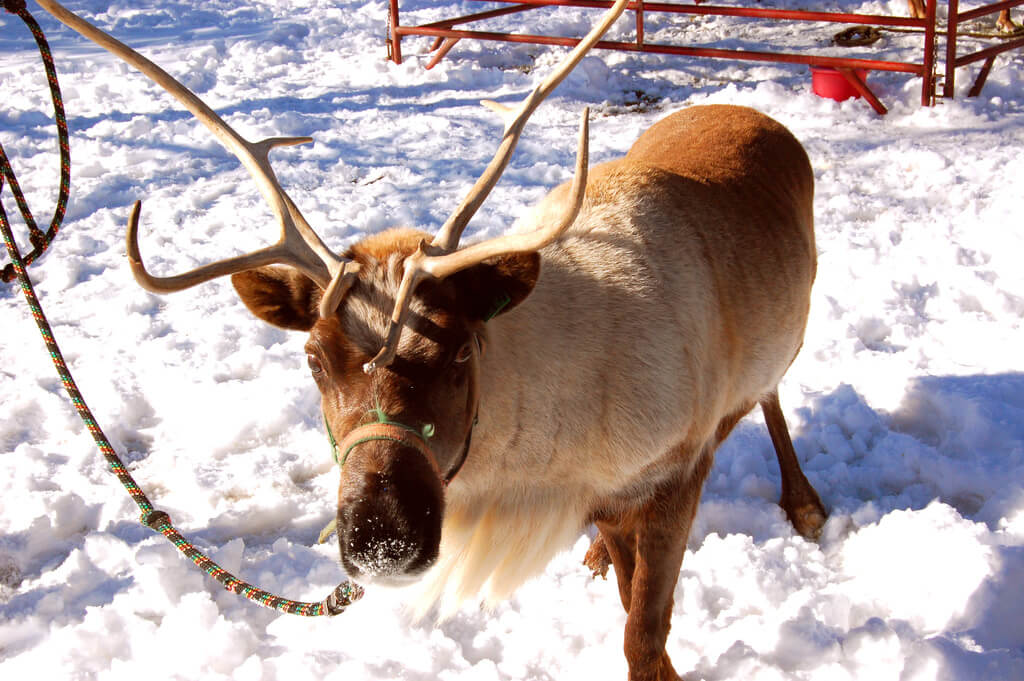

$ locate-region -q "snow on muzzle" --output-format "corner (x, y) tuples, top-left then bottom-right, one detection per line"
(335, 425), (444, 585)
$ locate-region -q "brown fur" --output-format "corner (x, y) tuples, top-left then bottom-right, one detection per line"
(234, 105), (827, 680)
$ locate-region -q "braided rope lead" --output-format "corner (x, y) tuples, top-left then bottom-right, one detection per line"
(0, 202), (364, 616)
(1, 3), (362, 616)
(1, 1), (71, 283)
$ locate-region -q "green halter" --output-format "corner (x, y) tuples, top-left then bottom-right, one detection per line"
(317, 409), (438, 546)
(326, 408), (435, 467)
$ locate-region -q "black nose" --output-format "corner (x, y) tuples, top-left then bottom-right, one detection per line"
(343, 502), (427, 578)
(337, 448), (443, 581)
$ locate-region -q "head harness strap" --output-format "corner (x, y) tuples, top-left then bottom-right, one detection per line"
(334, 421), (442, 478)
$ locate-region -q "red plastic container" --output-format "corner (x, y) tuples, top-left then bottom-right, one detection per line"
(811, 66), (869, 102)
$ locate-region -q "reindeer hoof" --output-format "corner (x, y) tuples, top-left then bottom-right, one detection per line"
(583, 534), (611, 579)
(997, 21), (1024, 36)
(785, 501), (827, 541)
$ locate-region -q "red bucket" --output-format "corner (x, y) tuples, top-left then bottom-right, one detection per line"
(811, 67), (868, 102)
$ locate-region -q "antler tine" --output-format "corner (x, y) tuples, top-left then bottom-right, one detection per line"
(363, 1), (627, 374)
(364, 110), (589, 373)
(363, 3), (627, 375)
(423, 109), (589, 280)
(37, 0), (357, 307)
(431, 0), (629, 252)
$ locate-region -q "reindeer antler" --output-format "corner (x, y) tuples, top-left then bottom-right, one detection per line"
(36, 0), (359, 318)
(364, 0), (629, 373)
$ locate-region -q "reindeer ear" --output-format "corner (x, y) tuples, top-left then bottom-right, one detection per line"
(452, 252), (541, 322)
(231, 266), (322, 331)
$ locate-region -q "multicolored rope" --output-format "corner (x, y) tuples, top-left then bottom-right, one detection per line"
(1, 0), (70, 283)
(1, 3), (362, 617)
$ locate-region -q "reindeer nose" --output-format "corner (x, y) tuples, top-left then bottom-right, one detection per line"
(341, 484), (440, 581)
(337, 444), (443, 583)
(344, 507), (421, 578)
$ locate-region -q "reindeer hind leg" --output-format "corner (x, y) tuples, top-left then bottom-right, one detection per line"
(760, 389), (827, 540)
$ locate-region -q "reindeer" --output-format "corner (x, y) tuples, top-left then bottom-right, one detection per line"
(907, 0), (1019, 34)
(39, 0), (827, 678)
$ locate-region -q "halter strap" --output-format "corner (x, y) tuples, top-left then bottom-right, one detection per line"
(334, 421), (442, 477)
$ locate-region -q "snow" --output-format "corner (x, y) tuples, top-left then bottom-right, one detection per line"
(2, 0), (1024, 679)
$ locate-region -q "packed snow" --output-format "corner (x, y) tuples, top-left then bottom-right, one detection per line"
(2, 0), (1023, 679)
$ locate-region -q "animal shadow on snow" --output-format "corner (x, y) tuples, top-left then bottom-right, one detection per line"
(698, 373), (1024, 546)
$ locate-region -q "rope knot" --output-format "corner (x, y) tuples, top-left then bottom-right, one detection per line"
(142, 509), (172, 530)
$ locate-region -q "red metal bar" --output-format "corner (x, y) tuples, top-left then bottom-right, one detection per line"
(426, 38), (462, 69)
(945, 0), (960, 97)
(922, 0), (937, 105)
(956, 34), (1024, 65)
(423, 4), (540, 30)
(956, 0), (1024, 23)
(467, 0), (927, 28)
(392, 25), (925, 73)
(636, 0), (645, 47)
(837, 67), (888, 114)
(968, 56), (996, 96)
(389, 0), (402, 64)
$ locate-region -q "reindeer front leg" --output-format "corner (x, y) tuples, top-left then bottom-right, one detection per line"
(595, 448), (713, 681)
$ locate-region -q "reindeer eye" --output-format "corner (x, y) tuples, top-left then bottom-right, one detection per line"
(454, 342), (473, 364)
(307, 354), (325, 375)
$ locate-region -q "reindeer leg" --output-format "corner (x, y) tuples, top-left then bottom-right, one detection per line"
(597, 449), (713, 681)
(996, 10), (1021, 34)
(594, 519), (638, 611)
(760, 390), (827, 540)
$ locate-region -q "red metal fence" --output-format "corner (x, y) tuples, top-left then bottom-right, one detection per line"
(943, 0), (1024, 96)
(386, 0), (943, 114)
(385, 0), (1022, 113)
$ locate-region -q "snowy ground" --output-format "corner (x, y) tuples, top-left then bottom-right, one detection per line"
(2, 0), (1024, 679)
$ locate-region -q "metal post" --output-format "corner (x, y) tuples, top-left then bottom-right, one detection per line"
(636, 0), (645, 48)
(922, 0), (937, 105)
(944, 0), (959, 97)
(389, 0), (403, 64)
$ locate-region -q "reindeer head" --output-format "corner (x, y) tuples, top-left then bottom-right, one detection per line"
(38, 0), (628, 584)
(229, 230), (540, 581)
